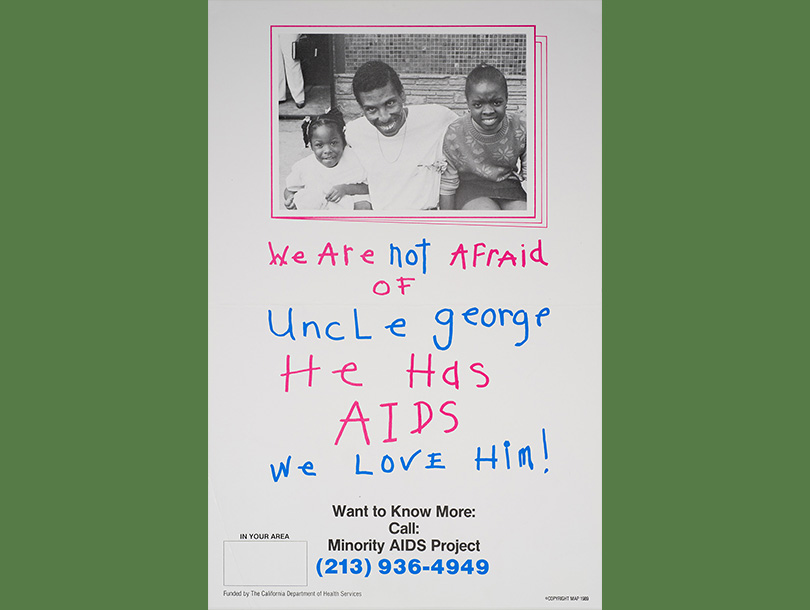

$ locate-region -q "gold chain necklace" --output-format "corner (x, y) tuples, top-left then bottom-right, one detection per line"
(376, 120), (408, 164)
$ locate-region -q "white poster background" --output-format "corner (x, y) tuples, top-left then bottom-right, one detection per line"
(209, 1), (601, 608)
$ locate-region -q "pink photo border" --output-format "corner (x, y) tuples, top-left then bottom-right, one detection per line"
(270, 26), (547, 228)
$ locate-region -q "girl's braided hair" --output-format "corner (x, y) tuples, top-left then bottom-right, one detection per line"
(465, 63), (508, 99)
(301, 107), (347, 148)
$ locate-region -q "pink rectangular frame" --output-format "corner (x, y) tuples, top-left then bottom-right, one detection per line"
(270, 25), (547, 228)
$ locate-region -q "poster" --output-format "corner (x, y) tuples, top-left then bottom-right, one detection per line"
(209, 1), (601, 608)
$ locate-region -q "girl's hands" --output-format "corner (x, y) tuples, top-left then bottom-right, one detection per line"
(324, 184), (348, 203)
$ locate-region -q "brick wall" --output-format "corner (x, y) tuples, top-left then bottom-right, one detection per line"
(335, 74), (527, 121)
(342, 33), (526, 76)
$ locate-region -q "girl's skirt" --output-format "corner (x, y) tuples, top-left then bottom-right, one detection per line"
(454, 174), (527, 209)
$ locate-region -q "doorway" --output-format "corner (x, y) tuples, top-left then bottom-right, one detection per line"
(279, 34), (333, 118)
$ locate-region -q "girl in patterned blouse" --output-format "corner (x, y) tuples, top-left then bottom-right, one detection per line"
(439, 64), (527, 211)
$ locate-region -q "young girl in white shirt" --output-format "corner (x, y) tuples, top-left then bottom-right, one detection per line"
(284, 108), (371, 210)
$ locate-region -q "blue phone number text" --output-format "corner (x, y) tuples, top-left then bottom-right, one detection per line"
(316, 558), (489, 578)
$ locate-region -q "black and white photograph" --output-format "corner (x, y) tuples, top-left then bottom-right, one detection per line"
(271, 27), (537, 217)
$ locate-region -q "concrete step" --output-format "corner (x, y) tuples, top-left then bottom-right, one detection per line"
(279, 85), (331, 119)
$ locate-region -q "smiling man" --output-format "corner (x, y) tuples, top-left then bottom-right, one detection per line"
(345, 61), (459, 211)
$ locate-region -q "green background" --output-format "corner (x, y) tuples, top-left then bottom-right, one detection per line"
(4, 1), (803, 608)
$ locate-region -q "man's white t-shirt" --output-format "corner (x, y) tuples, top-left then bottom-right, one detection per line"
(345, 105), (458, 210)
